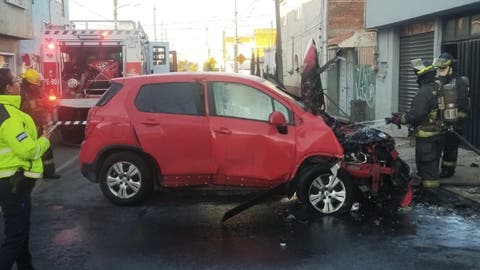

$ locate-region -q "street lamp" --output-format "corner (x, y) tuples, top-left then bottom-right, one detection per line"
(113, 0), (140, 29)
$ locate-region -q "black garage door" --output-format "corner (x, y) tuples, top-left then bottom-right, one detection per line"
(398, 32), (434, 113)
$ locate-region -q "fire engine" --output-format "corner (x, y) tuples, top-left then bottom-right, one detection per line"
(41, 20), (176, 143)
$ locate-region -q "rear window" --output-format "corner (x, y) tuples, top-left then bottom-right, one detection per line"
(134, 82), (205, 115)
(96, 82), (123, 106)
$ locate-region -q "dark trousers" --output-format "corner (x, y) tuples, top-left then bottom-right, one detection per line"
(42, 145), (56, 177)
(0, 177), (36, 270)
(441, 129), (461, 174)
(415, 135), (444, 181)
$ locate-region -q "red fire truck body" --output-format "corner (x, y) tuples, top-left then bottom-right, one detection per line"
(40, 20), (163, 142)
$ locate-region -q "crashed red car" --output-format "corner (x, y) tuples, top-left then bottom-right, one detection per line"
(79, 72), (348, 215)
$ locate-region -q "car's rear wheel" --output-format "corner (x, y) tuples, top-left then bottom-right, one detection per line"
(99, 152), (153, 205)
(297, 166), (353, 215)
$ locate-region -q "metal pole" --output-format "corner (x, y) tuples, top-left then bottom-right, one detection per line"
(153, 1), (157, 41)
(234, 0), (239, 73)
(113, 0), (118, 29)
(274, 0), (283, 83)
(321, 0), (328, 75)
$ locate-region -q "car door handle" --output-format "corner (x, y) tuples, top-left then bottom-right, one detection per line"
(214, 127), (232, 134)
(141, 119), (160, 126)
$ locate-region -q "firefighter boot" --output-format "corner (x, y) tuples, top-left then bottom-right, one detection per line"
(439, 169), (454, 178)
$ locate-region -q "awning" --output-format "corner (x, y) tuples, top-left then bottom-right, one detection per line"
(329, 29), (377, 48)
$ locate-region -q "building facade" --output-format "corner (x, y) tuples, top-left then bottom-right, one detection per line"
(366, 0), (480, 146)
(0, 0), (34, 74)
(279, 0), (372, 120)
(20, 0), (69, 72)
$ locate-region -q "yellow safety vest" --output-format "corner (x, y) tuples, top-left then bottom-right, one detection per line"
(0, 95), (50, 179)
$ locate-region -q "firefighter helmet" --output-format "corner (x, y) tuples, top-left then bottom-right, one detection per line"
(20, 68), (44, 86)
(432, 52), (453, 69)
(410, 58), (436, 76)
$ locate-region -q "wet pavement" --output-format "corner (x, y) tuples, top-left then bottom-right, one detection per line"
(2, 144), (480, 270)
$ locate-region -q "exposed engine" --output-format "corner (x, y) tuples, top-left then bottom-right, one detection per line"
(335, 122), (412, 207)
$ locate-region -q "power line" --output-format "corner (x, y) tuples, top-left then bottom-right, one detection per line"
(70, 0), (110, 20)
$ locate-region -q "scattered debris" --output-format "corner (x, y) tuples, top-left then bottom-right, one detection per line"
(284, 214), (296, 222)
(351, 202), (360, 212)
(470, 162), (479, 168)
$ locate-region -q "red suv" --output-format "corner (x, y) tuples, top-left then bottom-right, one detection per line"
(79, 73), (346, 214)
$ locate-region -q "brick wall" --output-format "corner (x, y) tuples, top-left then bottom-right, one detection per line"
(328, 0), (365, 38)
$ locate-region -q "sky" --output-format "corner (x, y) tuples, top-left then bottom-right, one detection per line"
(69, 0), (276, 63)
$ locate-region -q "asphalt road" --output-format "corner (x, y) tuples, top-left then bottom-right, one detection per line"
(2, 143), (480, 270)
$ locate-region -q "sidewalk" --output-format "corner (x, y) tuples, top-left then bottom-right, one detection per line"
(381, 125), (480, 206)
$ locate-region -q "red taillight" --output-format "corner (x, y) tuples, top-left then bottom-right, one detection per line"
(48, 95), (57, 101)
(101, 31), (108, 38)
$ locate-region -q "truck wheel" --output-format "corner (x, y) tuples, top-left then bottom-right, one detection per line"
(99, 152), (154, 206)
(297, 166), (353, 215)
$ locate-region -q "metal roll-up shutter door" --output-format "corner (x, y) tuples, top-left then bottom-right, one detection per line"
(458, 39), (480, 147)
(398, 32), (434, 113)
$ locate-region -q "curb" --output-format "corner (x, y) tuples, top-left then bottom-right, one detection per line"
(429, 187), (480, 210)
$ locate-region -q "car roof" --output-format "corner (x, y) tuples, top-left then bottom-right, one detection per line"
(112, 72), (267, 84)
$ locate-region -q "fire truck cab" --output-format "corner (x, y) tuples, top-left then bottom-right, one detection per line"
(41, 20), (157, 143)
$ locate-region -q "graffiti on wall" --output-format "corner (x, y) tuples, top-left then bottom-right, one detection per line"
(354, 65), (376, 109)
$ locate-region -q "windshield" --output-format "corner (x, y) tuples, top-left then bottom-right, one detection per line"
(259, 79), (306, 110)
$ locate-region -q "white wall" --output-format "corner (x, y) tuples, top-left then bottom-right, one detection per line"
(280, 0), (322, 93)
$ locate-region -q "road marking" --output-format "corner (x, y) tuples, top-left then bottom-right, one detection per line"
(56, 156), (78, 173)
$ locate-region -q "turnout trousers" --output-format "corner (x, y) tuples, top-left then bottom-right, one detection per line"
(441, 129), (461, 176)
(415, 135), (444, 183)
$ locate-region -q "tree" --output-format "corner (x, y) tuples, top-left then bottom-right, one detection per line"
(177, 59), (199, 72)
(203, 57), (218, 71)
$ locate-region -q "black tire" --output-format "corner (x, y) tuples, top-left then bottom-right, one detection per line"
(99, 151), (154, 206)
(297, 166), (354, 215)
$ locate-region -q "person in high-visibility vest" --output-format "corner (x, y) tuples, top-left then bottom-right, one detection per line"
(20, 68), (60, 179)
(389, 59), (444, 189)
(0, 68), (51, 269)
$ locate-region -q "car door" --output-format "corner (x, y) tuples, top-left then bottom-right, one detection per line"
(129, 80), (213, 187)
(207, 81), (296, 187)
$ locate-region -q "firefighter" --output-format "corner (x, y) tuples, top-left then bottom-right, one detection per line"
(20, 68), (60, 179)
(389, 59), (444, 188)
(432, 52), (470, 178)
(0, 67), (51, 269)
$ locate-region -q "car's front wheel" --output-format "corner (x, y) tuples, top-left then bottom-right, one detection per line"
(297, 166), (354, 215)
(99, 152), (153, 205)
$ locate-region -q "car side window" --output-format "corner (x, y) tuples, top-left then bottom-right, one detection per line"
(208, 82), (292, 123)
(135, 82), (205, 115)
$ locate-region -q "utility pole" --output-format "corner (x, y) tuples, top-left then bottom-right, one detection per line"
(274, 0), (283, 83)
(234, 0), (239, 73)
(321, 0), (328, 72)
(153, 1), (157, 41)
(113, 0), (118, 29)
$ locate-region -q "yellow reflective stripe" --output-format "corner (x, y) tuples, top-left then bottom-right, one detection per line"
(442, 161), (457, 167)
(0, 171), (17, 178)
(415, 130), (440, 137)
(0, 148), (12, 155)
(33, 145), (41, 160)
(23, 171), (42, 179)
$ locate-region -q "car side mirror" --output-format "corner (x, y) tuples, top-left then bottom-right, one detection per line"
(268, 111), (288, 134)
